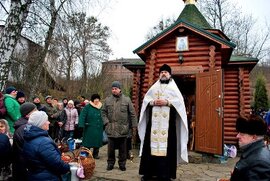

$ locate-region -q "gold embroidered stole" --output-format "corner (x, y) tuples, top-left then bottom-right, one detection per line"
(151, 106), (170, 156)
(150, 83), (171, 156)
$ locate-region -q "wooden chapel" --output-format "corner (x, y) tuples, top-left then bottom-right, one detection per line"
(125, 0), (259, 155)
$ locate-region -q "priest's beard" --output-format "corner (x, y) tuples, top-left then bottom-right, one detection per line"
(160, 76), (171, 84)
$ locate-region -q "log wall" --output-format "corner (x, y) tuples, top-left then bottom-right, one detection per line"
(142, 32), (222, 96)
(223, 67), (252, 145)
(133, 27), (254, 147)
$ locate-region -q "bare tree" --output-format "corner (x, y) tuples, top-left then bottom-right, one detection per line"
(0, 0), (32, 91)
(50, 15), (79, 96)
(145, 17), (175, 40)
(27, 0), (70, 97)
(68, 12), (111, 93)
(1, 0), (112, 98)
(198, 0), (270, 60)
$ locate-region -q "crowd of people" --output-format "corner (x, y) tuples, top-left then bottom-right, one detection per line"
(0, 64), (270, 181)
(0, 81), (138, 180)
(0, 87), (89, 180)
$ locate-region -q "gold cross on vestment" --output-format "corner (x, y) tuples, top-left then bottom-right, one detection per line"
(155, 91), (164, 99)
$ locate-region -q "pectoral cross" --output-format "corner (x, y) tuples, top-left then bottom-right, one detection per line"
(155, 91), (163, 99)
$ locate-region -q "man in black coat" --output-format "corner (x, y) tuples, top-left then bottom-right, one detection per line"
(230, 114), (270, 181)
(12, 102), (37, 181)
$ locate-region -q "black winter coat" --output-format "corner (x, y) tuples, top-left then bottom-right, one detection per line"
(23, 125), (70, 181)
(12, 117), (28, 181)
(0, 133), (11, 168)
(230, 139), (270, 181)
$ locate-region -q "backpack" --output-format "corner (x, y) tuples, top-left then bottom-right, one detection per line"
(0, 93), (7, 118)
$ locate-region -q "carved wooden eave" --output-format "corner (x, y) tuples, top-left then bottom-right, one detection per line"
(227, 61), (258, 66)
(226, 56), (259, 70)
(207, 29), (231, 41)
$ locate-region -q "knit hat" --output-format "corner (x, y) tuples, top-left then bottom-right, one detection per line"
(68, 100), (74, 105)
(16, 91), (25, 99)
(5, 86), (16, 94)
(45, 95), (52, 101)
(32, 95), (40, 101)
(112, 81), (121, 89)
(159, 64), (171, 74)
(20, 102), (37, 117)
(28, 111), (48, 128)
(91, 94), (101, 101)
(236, 114), (267, 136)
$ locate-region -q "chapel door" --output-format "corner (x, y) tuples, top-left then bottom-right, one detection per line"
(195, 69), (223, 155)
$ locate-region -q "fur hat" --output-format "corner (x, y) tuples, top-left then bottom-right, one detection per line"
(28, 111), (48, 129)
(112, 81), (121, 89)
(5, 86), (16, 94)
(159, 64), (171, 74)
(16, 91), (25, 99)
(236, 114), (267, 135)
(91, 94), (101, 101)
(20, 102), (37, 117)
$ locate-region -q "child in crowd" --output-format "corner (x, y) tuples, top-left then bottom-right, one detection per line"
(64, 100), (78, 139)
(0, 119), (12, 180)
(0, 119), (13, 144)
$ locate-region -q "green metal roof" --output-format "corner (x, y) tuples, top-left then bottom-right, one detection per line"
(133, 19), (236, 55)
(177, 4), (212, 29)
(229, 55), (258, 62)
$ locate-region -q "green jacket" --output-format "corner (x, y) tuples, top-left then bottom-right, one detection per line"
(79, 102), (103, 148)
(101, 94), (137, 138)
(4, 94), (21, 133)
(44, 103), (58, 124)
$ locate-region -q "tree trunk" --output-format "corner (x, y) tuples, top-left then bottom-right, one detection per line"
(29, 0), (58, 98)
(0, 0), (32, 91)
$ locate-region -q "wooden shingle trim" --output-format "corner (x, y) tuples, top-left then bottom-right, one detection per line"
(148, 49), (157, 87)
(209, 45), (216, 69)
(239, 67), (245, 117)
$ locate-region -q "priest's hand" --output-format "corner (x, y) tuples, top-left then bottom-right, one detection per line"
(154, 99), (168, 106)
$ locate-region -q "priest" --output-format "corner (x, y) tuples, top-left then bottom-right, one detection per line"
(138, 64), (189, 181)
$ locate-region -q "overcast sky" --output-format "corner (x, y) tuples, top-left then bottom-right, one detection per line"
(94, 0), (270, 60)
(1, 0), (269, 60)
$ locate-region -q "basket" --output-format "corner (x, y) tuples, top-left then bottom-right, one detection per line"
(73, 147), (96, 179)
(55, 138), (69, 153)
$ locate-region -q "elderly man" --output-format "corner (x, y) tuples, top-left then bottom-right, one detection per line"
(102, 81), (137, 171)
(230, 115), (270, 180)
(138, 64), (189, 181)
